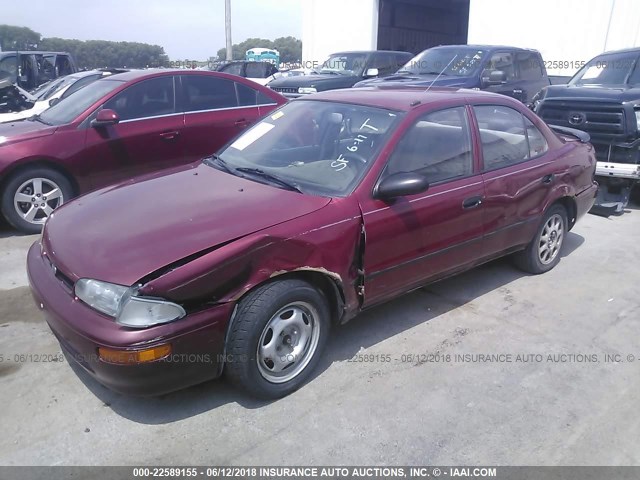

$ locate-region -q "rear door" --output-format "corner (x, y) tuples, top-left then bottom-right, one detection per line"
(360, 105), (486, 306)
(472, 103), (556, 256)
(82, 75), (185, 189)
(178, 74), (263, 162)
(515, 51), (549, 104)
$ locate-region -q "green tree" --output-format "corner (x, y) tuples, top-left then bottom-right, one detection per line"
(0, 25), (41, 50)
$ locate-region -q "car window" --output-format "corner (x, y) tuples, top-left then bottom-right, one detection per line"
(369, 53), (396, 75)
(0, 56), (18, 82)
(524, 117), (549, 158)
(474, 105), (530, 170)
(221, 63), (243, 76)
(104, 76), (175, 121)
(486, 52), (516, 81)
(245, 62), (268, 78)
(39, 79), (125, 126)
(258, 91), (276, 105)
(181, 75), (238, 112)
(384, 107), (473, 184)
(236, 82), (258, 106)
(217, 100), (402, 197)
(61, 74), (100, 99)
(517, 52), (543, 81)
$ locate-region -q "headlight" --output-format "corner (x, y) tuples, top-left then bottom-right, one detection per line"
(75, 279), (128, 317)
(298, 87), (317, 94)
(75, 278), (186, 328)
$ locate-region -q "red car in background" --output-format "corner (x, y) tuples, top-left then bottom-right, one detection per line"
(0, 69), (286, 233)
(28, 87), (598, 399)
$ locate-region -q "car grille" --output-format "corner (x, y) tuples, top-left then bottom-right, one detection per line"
(271, 87), (299, 94)
(538, 101), (626, 137)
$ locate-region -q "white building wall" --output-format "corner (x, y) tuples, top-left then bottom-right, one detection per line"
(302, 0), (379, 67)
(467, 0), (640, 77)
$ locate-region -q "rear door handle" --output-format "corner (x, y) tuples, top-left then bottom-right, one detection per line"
(542, 174), (555, 184)
(462, 196), (483, 209)
(159, 131), (180, 141)
(235, 119), (248, 128)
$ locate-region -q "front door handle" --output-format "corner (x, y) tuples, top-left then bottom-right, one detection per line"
(462, 196), (483, 209)
(159, 131), (180, 141)
(235, 119), (248, 128)
(542, 174), (555, 185)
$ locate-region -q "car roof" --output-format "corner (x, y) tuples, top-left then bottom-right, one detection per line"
(302, 86), (516, 111)
(98, 68), (224, 82)
(331, 50), (413, 56)
(428, 44), (541, 54)
(592, 46), (640, 56)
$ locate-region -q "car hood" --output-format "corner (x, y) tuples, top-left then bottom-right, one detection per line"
(0, 118), (56, 143)
(43, 162), (331, 286)
(269, 73), (359, 91)
(355, 73), (473, 88)
(541, 84), (640, 103)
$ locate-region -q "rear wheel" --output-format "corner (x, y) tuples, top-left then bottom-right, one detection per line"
(225, 279), (330, 399)
(514, 204), (568, 274)
(1, 167), (73, 234)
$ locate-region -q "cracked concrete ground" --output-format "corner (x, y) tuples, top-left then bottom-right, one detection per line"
(0, 202), (639, 466)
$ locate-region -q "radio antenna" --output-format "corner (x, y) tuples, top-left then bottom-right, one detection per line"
(425, 54), (458, 93)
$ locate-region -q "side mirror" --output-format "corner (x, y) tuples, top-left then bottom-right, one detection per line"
(364, 68), (380, 78)
(91, 109), (120, 128)
(375, 172), (430, 200)
(482, 69), (507, 87)
(48, 98), (60, 107)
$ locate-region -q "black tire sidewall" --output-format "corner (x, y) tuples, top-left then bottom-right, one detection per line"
(227, 280), (331, 399)
(1, 168), (73, 234)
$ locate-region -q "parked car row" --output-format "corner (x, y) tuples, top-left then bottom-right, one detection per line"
(13, 59), (598, 399)
(0, 70), (286, 232)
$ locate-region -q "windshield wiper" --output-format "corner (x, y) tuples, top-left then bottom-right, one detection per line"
(203, 154), (233, 173)
(235, 167), (303, 193)
(420, 71), (449, 76)
(29, 114), (52, 125)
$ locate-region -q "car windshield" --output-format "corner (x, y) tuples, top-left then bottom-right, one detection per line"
(570, 52), (640, 86)
(215, 100), (402, 197)
(399, 47), (486, 76)
(32, 76), (76, 101)
(318, 53), (369, 75)
(38, 79), (124, 126)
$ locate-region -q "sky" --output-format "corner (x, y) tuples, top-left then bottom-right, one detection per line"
(1, 0), (303, 59)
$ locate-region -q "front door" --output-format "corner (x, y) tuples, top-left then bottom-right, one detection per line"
(360, 106), (486, 307)
(82, 75), (185, 189)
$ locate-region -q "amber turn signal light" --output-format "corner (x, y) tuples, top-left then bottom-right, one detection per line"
(98, 344), (172, 364)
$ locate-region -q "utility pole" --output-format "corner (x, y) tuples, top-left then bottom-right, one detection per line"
(225, 0), (233, 61)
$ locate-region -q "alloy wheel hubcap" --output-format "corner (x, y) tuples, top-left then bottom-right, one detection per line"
(257, 301), (320, 384)
(13, 178), (64, 225)
(538, 214), (564, 265)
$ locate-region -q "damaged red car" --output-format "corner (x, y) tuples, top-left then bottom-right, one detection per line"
(27, 87), (598, 399)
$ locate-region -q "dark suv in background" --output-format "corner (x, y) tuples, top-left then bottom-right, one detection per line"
(268, 50), (413, 98)
(354, 45), (550, 106)
(535, 47), (640, 214)
(0, 51), (78, 90)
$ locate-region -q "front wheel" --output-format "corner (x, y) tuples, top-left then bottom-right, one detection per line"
(224, 279), (330, 399)
(513, 204), (568, 274)
(1, 168), (73, 234)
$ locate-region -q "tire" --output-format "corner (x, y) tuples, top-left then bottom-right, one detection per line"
(513, 204), (568, 274)
(1, 167), (73, 234)
(225, 279), (331, 399)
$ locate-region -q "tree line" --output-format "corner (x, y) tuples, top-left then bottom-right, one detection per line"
(0, 25), (169, 69)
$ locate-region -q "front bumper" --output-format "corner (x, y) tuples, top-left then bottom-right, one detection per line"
(27, 242), (234, 396)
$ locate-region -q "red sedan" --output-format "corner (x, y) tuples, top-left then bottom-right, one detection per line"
(28, 86), (597, 398)
(0, 69), (286, 233)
